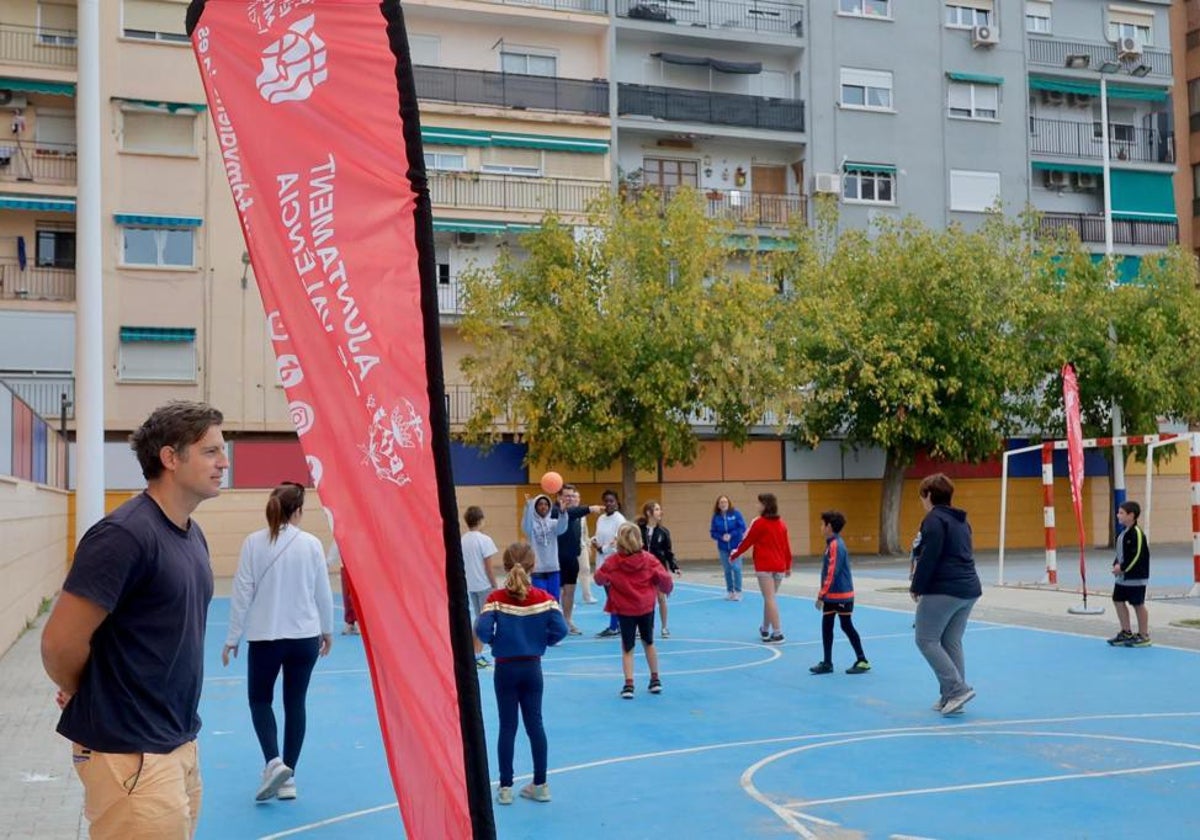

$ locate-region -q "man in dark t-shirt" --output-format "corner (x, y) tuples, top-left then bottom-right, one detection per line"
(41, 402), (227, 840)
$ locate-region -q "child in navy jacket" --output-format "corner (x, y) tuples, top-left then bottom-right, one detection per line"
(809, 511), (870, 676)
(475, 543), (569, 805)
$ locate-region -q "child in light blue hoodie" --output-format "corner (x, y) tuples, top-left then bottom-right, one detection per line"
(522, 494), (568, 601)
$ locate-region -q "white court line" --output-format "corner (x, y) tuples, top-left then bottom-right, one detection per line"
(258, 803), (398, 839)
(260, 711), (1200, 837)
(205, 668), (368, 684)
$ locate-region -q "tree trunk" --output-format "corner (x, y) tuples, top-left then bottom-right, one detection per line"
(621, 449), (638, 520)
(878, 448), (907, 555)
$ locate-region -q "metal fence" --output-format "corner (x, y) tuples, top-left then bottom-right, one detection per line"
(616, 0), (804, 36)
(0, 141), (78, 185)
(469, 0), (607, 12)
(1027, 36), (1172, 78)
(618, 83), (805, 132)
(0, 22), (76, 68)
(634, 186), (805, 227)
(1, 374), (74, 420)
(1038, 213), (1178, 248)
(1030, 117), (1174, 164)
(414, 65), (609, 115)
(0, 263), (76, 301)
(444, 384), (478, 426)
(430, 171), (607, 214)
(437, 277), (467, 315)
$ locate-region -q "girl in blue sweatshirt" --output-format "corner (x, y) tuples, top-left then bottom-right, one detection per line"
(475, 543), (569, 805)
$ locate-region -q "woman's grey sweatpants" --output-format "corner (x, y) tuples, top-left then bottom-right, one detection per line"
(914, 593), (979, 702)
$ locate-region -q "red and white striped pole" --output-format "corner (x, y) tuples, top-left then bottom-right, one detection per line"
(1190, 432), (1200, 596)
(1043, 442), (1057, 584)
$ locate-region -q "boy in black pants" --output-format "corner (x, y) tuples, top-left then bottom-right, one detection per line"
(1109, 501), (1151, 647)
(810, 511), (870, 675)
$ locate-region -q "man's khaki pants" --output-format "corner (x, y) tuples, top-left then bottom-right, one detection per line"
(72, 740), (202, 840)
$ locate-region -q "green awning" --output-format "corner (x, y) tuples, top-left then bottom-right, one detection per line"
(947, 72), (1004, 85)
(1028, 77), (1168, 102)
(113, 213), (203, 227)
(726, 235), (796, 252)
(1032, 161), (1104, 174)
(119, 327), (196, 343)
(112, 97), (207, 113)
(0, 77), (75, 96)
(1109, 170), (1176, 221)
(0, 195), (75, 212)
(1090, 253), (1143, 284)
(843, 162), (896, 173)
(422, 127), (608, 154)
(432, 219), (537, 234)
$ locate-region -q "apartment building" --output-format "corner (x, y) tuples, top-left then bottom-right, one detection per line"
(1179, 0), (1200, 255)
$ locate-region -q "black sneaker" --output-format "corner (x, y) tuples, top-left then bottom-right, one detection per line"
(620, 683), (634, 700)
(1107, 630), (1134, 646)
(809, 661), (833, 675)
(1126, 634), (1152, 648)
(767, 632), (785, 644)
(759, 627), (770, 642)
(846, 660), (871, 674)
(648, 678), (662, 694)
(597, 627), (620, 638)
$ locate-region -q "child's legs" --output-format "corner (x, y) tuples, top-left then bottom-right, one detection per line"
(1134, 603), (1149, 634)
(718, 547), (734, 592)
(821, 612), (835, 663)
(657, 590), (669, 628)
(493, 665), (521, 787)
(731, 558), (743, 593)
(1113, 599), (1131, 631)
(838, 611), (866, 660)
(1127, 586), (1149, 634)
(602, 582), (619, 630)
(514, 662), (547, 786)
(636, 612), (658, 674)
(618, 615), (638, 681)
(561, 583), (577, 626)
(757, 573), (781, 630)
(469, 590), (487, 655)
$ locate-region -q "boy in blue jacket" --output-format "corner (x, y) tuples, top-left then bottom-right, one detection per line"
(809, 511), (870, 675)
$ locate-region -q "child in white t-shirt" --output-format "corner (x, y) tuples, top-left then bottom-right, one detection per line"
(461, 506), (500, 668)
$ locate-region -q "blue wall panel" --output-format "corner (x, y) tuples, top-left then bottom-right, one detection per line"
(450, 441), (527, 486)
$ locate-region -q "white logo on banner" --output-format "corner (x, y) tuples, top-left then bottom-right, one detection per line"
(277, 354), (303, 388)
(267, 310), (288, 341)
(247, 0), (316, 36)
(306, 454), (323, 488)
(289, 401), (315, 436)
(360, 398), (426, 489)
(256, 14), (327, 104)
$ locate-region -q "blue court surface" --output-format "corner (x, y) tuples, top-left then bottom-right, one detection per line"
(197, 582), (1200, 839)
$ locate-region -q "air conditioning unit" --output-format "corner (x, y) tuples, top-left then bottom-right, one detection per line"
(1073, 172), (1099, 190)
(1041, 89), (1066, 106)
(1068, 93), (1093, 108)
(454, 232), (479, 248)
(1044, 170), (1070, 189)
(971, 25), (999, 47)
(1116, 36), (1141, 58)
(813, 172), (841, 194)
(0, 90), (28, 109)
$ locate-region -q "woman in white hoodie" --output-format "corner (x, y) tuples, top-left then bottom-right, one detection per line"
(223, 482), (334, 803)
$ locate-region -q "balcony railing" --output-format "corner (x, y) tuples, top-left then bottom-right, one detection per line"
(414, 65), (609, 115)
(1038, 212), (1178, 248)
(0, 263), (75, 301)
(0, 141), (77, 185)
(632, 186), (805, 227)
(1027, 36), (1171, 78)
(1030, 117), (1174, 165)
(618, 83), (804, 131)
(438, 277), (467, 315)
(430, 171), (607, 214)
(445, 384), (478, 425)
(1, 374), (74, 420)
(0, 22), (77, 68)
(459, 0), (607, 13)
(616, 0), (805, 37)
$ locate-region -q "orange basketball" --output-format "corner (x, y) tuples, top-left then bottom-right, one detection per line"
(539, 471), (564, 494)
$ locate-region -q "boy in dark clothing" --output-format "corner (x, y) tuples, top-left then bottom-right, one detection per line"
(1109, 501), (1151, 647)
(809, 511), (870, 675)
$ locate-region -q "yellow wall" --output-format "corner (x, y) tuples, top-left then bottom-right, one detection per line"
(0, 478), (69, 655)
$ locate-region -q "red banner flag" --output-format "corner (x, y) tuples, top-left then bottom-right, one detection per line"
(1063, 363), (1089, 590)
(185, 2), (493, 836)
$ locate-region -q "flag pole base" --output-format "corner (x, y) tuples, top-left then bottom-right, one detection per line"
(1068, 604), (1106, 615)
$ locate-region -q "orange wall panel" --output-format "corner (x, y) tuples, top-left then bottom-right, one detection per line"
(722, 441), (783, 482)
(662, 441), (723, 483)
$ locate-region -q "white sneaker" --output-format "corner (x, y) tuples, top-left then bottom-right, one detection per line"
(256, 758), (293, 802)
(277, 779), (297, 800)
(941, 689), (976, 717)
(497, 786), (514, 805)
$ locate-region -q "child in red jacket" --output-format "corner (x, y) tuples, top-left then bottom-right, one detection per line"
(593, 523), (674, 699)
(730, 492), (793, 644)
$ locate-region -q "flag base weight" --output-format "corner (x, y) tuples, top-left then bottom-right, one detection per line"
(1067, 604), (1105, 615)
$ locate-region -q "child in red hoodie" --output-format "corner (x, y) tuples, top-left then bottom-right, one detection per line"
(593, 523), (674, 699)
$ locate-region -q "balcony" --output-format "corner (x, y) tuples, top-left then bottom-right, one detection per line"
(414, 65), (609, 116)
(0, 262), (75, 300)
(0, 23), (76, 69)
(1029, 117), (1174, 165)
(430, 171), (607, 214)
(618, 83), (804, 132)
(1, 374), (74, 420)
(1027, 36), (1171, 78)
(455, 0), (607, 13)
(0, 142), (77, 185)
(445, 384), (478, 426)
(437, 277), (467, 315)
(616, 0), (805, 37)
(1038, 212), (1178, 247)
(632, 185), (805, 227)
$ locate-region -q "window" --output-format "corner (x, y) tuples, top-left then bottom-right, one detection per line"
(500, 50), (557, 77)
(481, 147), (541, 177)
(949, 169), (1000, 212)
(948, 81), (999, 119)
(840, 68), (893, 110)
(120, 109), (197, 155)
(1025, 1), (1052, 33)
(945, 2), (992, 28)
(1192, 164), (1200, 202)
(643, 157), (699, 189)
(842, 165), (895, 204)
(34, 109), (76, 152)
(424, 151), (466, 171)
(409, 34), (440, 66)
(118, 327), (197, 382)
(839, 0), (891, 18)
(122, 0), (189, 43)
(1190, 79), (1200, 115)
(121, 226), (195, 267)
(37, 2), (77, 44)
(1107, 7), (1153, 45)
(36, 228), (75, 268)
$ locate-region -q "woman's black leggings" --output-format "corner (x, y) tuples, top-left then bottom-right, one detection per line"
(247, 636), (320, 770)
(822, 613), (866, 664)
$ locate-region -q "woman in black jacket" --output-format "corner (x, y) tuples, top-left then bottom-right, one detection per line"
(639, 501), (682, 637)
(910, 473), (982, 717)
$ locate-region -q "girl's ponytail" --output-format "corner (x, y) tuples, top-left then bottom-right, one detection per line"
(502, 543), (536, 601)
